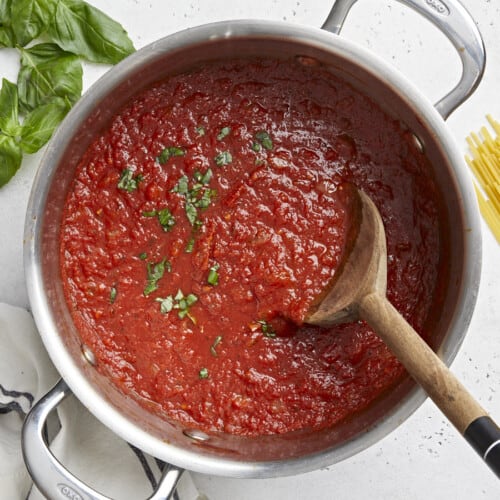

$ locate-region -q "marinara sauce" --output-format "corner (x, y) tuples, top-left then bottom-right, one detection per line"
(60, 58), (443, 436)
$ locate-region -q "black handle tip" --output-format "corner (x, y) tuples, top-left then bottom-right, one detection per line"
(464, 416), (500, 479)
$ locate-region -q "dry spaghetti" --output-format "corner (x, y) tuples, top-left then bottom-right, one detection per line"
(466, 115), (500, 244)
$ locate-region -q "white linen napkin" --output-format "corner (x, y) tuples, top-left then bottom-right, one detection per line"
(0, 303), (202, 500)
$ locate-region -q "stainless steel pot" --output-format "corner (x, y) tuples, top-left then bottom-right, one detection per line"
(22, 0), (485, 498)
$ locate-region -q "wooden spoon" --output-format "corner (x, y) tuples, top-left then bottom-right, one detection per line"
(305, 186), (500, 478)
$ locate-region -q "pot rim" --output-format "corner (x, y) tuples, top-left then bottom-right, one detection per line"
(24, 19), (482, 477)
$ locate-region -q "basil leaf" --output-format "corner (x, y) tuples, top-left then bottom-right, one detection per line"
(157, 145), (184, 165)
(17, 43), (83, 112)
(0, 0), (16, 47)
(214, 151), (232, 166)
(11, 0), (55, 47)
(0, 135), (22, 187)
(48, 0), (135, 64)
(20, 96), (68, 153)
(0, 78), (21, 137)
(0, 26), (15, 47)
(0, 0), (12, 23)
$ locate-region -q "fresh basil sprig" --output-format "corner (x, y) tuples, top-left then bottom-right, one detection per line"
(0, 0), (135, 187)
(48, 0), (135, 64)
(17, 43), (83, 112)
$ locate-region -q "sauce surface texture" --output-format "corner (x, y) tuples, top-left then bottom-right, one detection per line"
(60, 58), (443, 436)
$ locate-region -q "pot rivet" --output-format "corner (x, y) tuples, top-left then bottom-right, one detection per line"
(81, 344), (96, 366)
(183, 429), (210, 442)
(412, 133), (424, 153)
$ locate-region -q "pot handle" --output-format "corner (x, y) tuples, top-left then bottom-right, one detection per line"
(322, 0), (486, 119)
(22, 379), (183, 500)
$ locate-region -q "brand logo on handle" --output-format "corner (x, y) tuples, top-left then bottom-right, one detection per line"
(425, 0), (450, 16)
(57, 484), (84, 500)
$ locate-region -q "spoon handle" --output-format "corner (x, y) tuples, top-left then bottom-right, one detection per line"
(358, 292), (500, 478)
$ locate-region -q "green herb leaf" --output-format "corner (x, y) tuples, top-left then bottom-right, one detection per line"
(185, 201), (198, 226)
(117, 168), (142, 192)
(185, 237), (195, 253)
(109, 285), (117, 303)
(217, 126), (231, 141)
(207, 263), (219, 286)
(155, 295), (174, 314)
(172, 171), (216, 227)
(143, 207), (176, 232)
(157, 145), (185, 165)
(138, 252), (147, 260)
(193, 168), (212, 185)
(11, 0), (55, 47)
(0, 78), (21, 137)
(143, 258), (170, 296)
(155, 289), (198, 322)
(47, 0), (135, 64)
(171, 175), (189, 195)
(251, 141), (261, 152)
(198, 367), (209, 379)
(214, 150), (232, 166)
(17, 43), (83, 112)
(0, 26), (15, 47)
(0, 135), (23, 187)
(210, 335), (222, 357)
(255, 130), (273, 150)
(0, 0), (16, 47)
(20, 96), (68, 153)
(258, 319), (277, 338)
(195, 125), (205, 137)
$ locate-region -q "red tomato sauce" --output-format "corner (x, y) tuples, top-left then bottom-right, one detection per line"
(60, 58), (444, 436)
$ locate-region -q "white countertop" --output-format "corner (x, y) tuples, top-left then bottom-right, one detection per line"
(1, 0), (499, 498)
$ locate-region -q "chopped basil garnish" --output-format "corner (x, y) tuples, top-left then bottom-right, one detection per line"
(217, 126), (231, 141)
(172, 170), (216, 227)
(207, 263), (220, 286)
(251, 142), (261, 152)
(258, 319), (277, 338)
(117, 168), (142, 192)
(157, 145), (185, 165)
(199, 367), (209, 379)
(255, 130), (273, 150)
(172, 175), (189, 195)
(138, 252), (147, 260)
(143, 258), (170, 296)
(214, 151), (232, 166)
(195, 125), (205, 137)
(143, 207), (175, 232)
(156, 295), (174, 314)
(210, 335), (223, 357)
(110, 286), (117, 304)
(155, 289), (198, 323)
(193, 168), (212, 185)
(185, 237), (195, 253)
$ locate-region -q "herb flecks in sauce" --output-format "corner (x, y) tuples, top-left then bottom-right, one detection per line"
(172, 170), (217, 226)
(217, 126), (231, 141)
(210, 335), (223, 356)
(117, 168), (142, 192)
(156, 289), (198, 323)
(207, 263), (220, 286)
(157, 146), (185, 165)
(214, 151), (232, 166)
(257, 319), (277, 338)
(143, 208), (176, 232)
(255, 130), (273, 150)
(143, 258), (170, 297)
